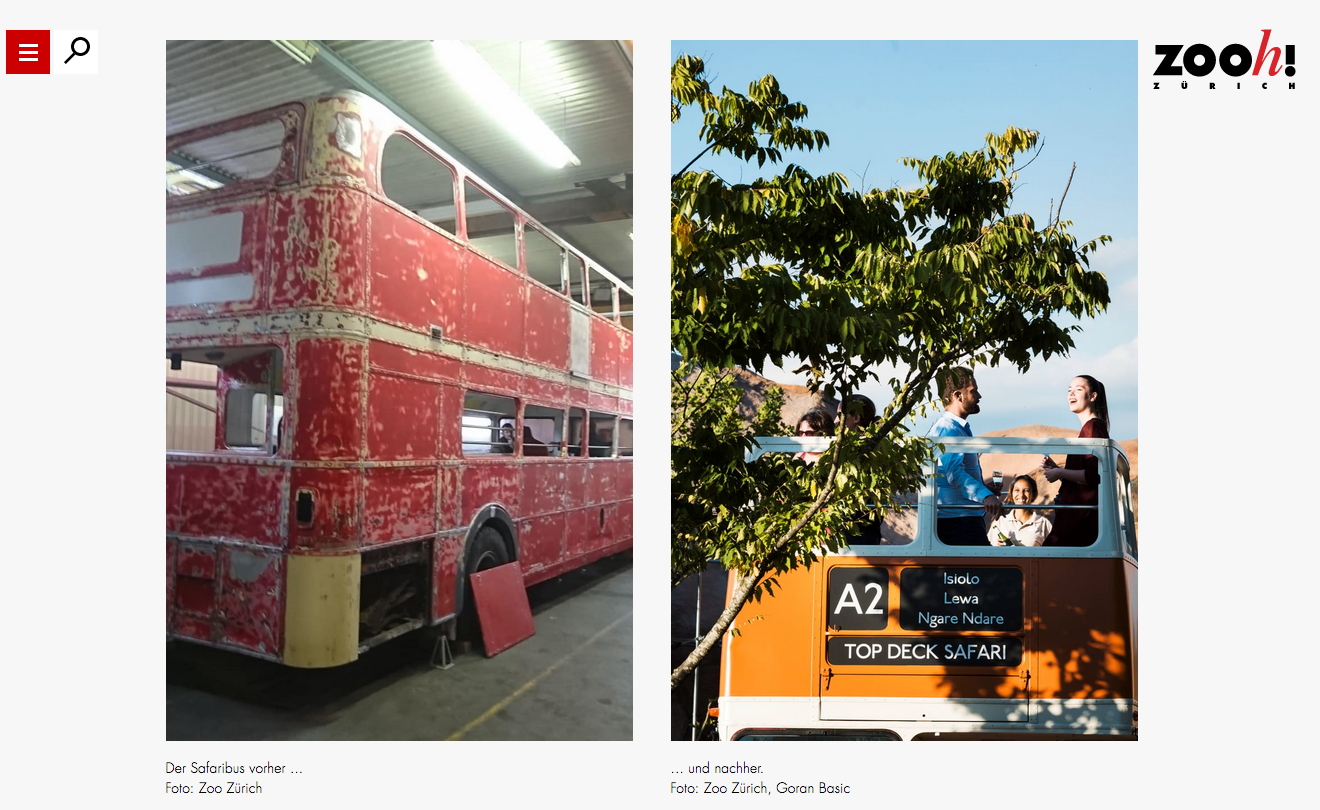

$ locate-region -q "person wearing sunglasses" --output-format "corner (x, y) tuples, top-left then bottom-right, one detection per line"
(794, 408), (835, 465)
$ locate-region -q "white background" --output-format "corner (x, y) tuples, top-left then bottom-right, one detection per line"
(1, 4), (1313, 806)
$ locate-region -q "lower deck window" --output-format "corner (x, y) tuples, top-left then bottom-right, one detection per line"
(617, 418), (633, 457)
(166, 347), (284, 454)
(588, 413), (617, 457)
(523, 405), (564, 457)
(567, 408), (586, 457)
(462, 392), (517, 455)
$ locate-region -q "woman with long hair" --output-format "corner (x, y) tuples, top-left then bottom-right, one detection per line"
(1041, 375), (1109, 547)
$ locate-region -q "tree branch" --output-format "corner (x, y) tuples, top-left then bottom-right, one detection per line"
(671, 450), (841, 689)
(677, 142), (718, 176)
(1012, 139), (1045, 175)
(1054, 163), (1076, 226)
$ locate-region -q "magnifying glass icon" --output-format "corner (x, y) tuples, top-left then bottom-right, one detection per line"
(64, 37), (91, 64)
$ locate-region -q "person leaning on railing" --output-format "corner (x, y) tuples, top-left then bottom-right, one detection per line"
(1041, 375), (1109, 547)
(927, 367), (1002, 546)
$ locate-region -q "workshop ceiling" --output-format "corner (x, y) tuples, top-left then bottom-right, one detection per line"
(166, 39), (633, 286)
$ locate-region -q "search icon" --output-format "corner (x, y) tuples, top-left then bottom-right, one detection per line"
(64, 37), (91, 64)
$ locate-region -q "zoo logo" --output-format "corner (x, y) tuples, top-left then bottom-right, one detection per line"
(1152, 29), (1296, 89)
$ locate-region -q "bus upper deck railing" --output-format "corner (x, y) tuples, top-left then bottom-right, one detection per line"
(745, 434), (1121, 462)
(743, 435), (1136, 560)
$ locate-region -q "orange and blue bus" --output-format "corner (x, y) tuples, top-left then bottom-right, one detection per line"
(718, 435), (1135, 740)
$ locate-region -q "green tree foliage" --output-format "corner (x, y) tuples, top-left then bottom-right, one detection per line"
(670, 55), (1111, 689)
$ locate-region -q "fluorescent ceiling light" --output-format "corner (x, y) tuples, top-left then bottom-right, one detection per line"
(431, 40), (580, 169)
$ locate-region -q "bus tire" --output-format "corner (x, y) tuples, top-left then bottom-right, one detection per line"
(458, 526), (510, 645)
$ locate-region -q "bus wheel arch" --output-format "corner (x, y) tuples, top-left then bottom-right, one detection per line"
(453, 504), (518, 626)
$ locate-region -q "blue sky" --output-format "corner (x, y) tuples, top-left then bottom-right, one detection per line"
(672, 41), (1138, 440)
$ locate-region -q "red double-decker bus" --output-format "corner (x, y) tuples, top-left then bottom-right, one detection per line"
(166, 91), (633, 667)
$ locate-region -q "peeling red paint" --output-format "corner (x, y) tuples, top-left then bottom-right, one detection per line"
(218, 547), (283, 654)
(591, 317), (621, 386)
(173, 462), (286, 545)
(362, 466), (437, 544)
(369, 340), (461, 382)
(167, 91), (632, 665)
(519, 513), (567, 574)
(370, 208), (466, 335)
(525, 285), (570, 370)
(460, 464), (520, 524)
(432, 534), (463, 619)
(288, 467), (359, 551)
(269, 189), (369, 310)
(463, 362), (522, 396)
(177, 544), (217, 578)
(366, 373), (441, 460)
(293, 338), (364, 460)
(464, 256), (525, 355)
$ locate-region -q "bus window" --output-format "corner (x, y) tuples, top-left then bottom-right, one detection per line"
(588, 413), (617, 457)
(523, 405), (564, 457)
(875, 499), (917, 545)
(617, 418), (633, 457)
(464, 180), (517, 269)
(524, 225), (566, 295)
(567, 254), (587, 307)
(225, 389), (284, 449)
(567, 408), (586, 457)
(381, 134), (457, 235)
(167, 119), (286, 196)
(166, 347), (283, 454)
(1118, 457), (1137, 559)
(618, 284), (633, 331)
(933, 447), (1102, 548)
(462, 392), (517, 455)
(587, 267), (616, 319)
(166, 359), (218, 451)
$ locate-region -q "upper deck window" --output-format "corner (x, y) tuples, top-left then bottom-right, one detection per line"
(567, 254), (588, 307)
(587, 267), (616, 320)
(524, 225), (566, 294)
(381, 134), (457, 235)
(167, 120), (287, 197)
(1117, 457), (1137, 560)
(618, 285), (633, 331)
(935, 447), (1100, 549)
(464, 180), (518, 269)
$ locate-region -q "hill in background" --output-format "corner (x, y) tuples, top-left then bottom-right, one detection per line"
(980, 424), (1138, 506)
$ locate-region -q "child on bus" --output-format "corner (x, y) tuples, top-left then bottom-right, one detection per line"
(987, 475), (1052, 546)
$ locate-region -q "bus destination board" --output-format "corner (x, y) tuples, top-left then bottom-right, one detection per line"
(899, 567), (1023, 631)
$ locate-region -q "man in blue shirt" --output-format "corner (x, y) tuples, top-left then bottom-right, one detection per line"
(927, 367), (1002, 546)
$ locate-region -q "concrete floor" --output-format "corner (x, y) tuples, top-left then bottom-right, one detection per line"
(166, 553), (632, 741)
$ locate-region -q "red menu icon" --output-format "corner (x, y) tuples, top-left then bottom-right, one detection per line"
(6, 30), (51, 74)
